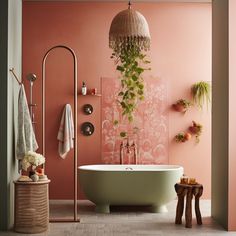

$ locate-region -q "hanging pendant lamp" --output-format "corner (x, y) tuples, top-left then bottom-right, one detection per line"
(109, 1), (151, 52)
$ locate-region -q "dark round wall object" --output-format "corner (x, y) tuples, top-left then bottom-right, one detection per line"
(81, 122), (94, 136)
(83, 104), (93, 115)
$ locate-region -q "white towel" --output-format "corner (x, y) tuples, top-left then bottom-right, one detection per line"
(16, 85), (38, 160)
(57, 104), (74, 159)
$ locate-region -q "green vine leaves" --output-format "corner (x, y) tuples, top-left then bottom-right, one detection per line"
(111, 43), (151, 138)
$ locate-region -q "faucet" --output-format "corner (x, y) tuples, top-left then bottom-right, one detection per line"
(120, 137), (138, 164)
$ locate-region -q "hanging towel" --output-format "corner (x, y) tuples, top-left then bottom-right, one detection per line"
(57, 104), (74, 159)
(16, 84), (38, 160)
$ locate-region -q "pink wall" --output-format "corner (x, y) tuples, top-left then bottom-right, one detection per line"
(229, 0), (236, 230)
(22, 2), (211, 199)
(166, 5), (212, 199)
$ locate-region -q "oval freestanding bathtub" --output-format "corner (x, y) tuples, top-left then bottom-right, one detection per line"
(78, 165), (183, 213)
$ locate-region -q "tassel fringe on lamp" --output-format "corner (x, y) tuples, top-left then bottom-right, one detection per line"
(109, 1), (151, 52)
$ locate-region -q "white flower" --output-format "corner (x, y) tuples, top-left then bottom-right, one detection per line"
(21, 151), (45, 171)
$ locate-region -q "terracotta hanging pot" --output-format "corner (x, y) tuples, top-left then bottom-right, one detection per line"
(172, 103), (187, 112)
(189, 126), (199, 134)
(184, 132), (192, 141)
(172, 99), (191, 113)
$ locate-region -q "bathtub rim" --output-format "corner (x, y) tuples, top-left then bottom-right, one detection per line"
(78, 164), (183, 172)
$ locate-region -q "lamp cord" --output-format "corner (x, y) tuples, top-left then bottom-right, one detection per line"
(128, 0), (131, 9)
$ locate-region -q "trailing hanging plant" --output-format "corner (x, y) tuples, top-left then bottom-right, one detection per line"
(191, 81), (211, 109)
(111, 41), (151, 137)
(115, 126), (140, 140)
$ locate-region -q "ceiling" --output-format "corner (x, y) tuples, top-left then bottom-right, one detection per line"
(24, 0), (212, 3)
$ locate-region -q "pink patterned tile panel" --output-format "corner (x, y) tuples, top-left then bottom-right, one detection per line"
(101, 77), (169, 164)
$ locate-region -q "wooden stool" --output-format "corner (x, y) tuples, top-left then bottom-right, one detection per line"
(14, 180), (50, 234)
(175, 183), (203, 228)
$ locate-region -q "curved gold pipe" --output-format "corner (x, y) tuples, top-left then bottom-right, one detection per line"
(42, 45), (79, 222)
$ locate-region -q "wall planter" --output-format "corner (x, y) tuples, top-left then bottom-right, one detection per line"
(191, 81), (211, 109)
(172, 99), (192, 113)
(188, 121), (203, 143)
(175, 121), (202, 144)
(175, 132), (192, 143)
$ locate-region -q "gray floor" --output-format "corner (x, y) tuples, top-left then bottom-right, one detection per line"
(1, 200), (236, 236)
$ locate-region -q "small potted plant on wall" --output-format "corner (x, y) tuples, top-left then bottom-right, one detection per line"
(175, 132), (192, 143)
(189, 121), (203, 143)
(191, 81), (211, 110)
(172, 99), (192, 113)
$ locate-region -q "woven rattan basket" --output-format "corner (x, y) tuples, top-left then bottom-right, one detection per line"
(14, 180), (50, 234)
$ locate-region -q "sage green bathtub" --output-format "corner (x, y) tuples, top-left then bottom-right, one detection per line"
(78, 165), (183, 213)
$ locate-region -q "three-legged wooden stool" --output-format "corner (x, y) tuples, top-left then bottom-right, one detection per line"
(175, 183), (203, 228)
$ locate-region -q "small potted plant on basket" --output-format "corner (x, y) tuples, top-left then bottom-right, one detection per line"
(172, 99), (192, 113)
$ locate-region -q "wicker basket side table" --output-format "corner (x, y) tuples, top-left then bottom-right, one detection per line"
(14, 180), (50, 234)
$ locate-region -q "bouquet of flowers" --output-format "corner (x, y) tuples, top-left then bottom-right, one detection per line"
(21, 151), (45, 171)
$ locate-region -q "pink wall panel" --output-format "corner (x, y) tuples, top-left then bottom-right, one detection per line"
(22, 2), (211, 199)
(101, 77), (168, 164)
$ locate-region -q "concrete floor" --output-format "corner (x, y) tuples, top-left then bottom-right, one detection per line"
(1, 200), (236, 236)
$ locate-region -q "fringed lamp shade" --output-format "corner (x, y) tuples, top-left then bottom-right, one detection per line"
(109, 4), (151, 52)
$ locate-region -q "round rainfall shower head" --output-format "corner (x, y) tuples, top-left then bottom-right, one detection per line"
(26, 73), (37, 82)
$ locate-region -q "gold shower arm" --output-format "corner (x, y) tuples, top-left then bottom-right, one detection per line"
(9, 68), (22, 85)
